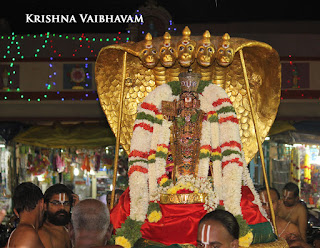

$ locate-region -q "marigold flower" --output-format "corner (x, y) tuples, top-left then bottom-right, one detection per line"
(115, 236), (132, 248)
(239, 231), (253, 247)
(147, 210), (162, 223)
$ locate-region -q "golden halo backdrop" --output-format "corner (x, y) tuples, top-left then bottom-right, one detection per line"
(95, 27), (281, 164)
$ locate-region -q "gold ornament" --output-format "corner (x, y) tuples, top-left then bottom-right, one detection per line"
(216, 33), (234, 67)
(160, 193), (207, 204)
(159, 32), (177, 68)
(177, 26), (197, 67)
(95, 26), (281, 163)
(196, 30), (215, 68)
(139, 33), (159, 69)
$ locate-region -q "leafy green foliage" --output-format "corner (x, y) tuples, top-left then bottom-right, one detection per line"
(115, 217), (144, 244)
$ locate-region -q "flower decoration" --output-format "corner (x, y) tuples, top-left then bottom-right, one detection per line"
(115, 236), (132, 248)
(147, 210), (162, 223)
(147, 202), (162, 223)
(235, 214), (253, 247)
(114, 217), (143, 248)
(239, 231), (253, 247)
(121, 80), (266, 245)
(157, 175), (218, 212)
(167, 181), (196, 194)
(157, 174), (169, 186)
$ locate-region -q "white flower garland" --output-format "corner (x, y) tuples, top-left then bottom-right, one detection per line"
(129, 171), (149, 222)
(197, 120), (211, 178)
(148, 122), (161, 201)
(150, 120), (172, 201)
(222, 164), (243, 215)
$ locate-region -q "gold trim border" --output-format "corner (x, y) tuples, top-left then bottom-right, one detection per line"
(160, 193), (207, 204)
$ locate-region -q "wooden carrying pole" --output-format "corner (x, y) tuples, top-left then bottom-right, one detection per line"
(239, 49), (278, 235)
(110, 51), (127, 209)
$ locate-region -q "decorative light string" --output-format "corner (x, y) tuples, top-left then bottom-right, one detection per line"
(0, 34), (316, 102)
(0, 32), (131, 102)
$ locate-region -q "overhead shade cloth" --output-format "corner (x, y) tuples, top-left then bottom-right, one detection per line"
(13, 123), (115, 148)
(267, 120), (296, 136)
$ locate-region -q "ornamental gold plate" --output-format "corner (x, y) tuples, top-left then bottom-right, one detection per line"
(160, 193), (207, 204)
(95, 27), (281, 163)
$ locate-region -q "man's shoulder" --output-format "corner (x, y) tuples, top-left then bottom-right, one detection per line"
(10, 226), (44, 247)
(15, 225), (38, 236)
(297, 202), (308, 212)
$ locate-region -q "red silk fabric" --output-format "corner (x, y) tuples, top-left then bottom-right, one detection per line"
(240, 185), (268, 225)
(110, 186), (268, 245)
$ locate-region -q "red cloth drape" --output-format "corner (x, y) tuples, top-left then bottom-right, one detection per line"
(110, 186), (268, 245)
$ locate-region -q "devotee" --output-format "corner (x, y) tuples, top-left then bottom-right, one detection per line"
(259, 187), (300, 239)
(259, 187), (312, 248)
(6, 182), (45, 247)
(277, 182), (308, 242)
(197, 209), (239, 248)
(107, 189), (124, 209)
(39, 184), (79, 248)
(69, 199), (121, 248)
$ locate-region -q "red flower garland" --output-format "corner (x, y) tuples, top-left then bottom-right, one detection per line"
(219, 116), (239, 124)
(128, 165), (148, 176)
(212, 98), (233, 107)
(141, 102), (161, 115)
(157, 174), (169, 184)
(133, 122), (154, 133)
(129, 150), (149, 159)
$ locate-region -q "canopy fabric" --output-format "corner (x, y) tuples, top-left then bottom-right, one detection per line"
(268, 120), (320, 144)
(13, 123), (115, 148)
(267, 120), (296, 136)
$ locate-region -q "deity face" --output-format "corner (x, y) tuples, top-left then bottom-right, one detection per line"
(216, 45), (234, 67)
(159, 45), (176, 67)
(139, 46), (159, 69)
(197, 221), (239, 248)
(180, 91), (198, 109)
(196, 45), (215, 67)
(177, 41), (196, 67)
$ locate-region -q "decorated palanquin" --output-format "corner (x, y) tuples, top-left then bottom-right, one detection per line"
(95, 27), (286, 248)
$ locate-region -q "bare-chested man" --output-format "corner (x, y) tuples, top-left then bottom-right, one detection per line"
(277, 182), (308, 242)
(6, 182), (45, 248)
(39, 184), (79, 248)
(259, 187), (300, 239)
(259, 187), (312, 248)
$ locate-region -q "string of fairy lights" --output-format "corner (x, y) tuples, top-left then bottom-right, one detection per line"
(0, 25), (318, 102)
(0, 31), (130, 101)
(0, 12), (179, 102)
